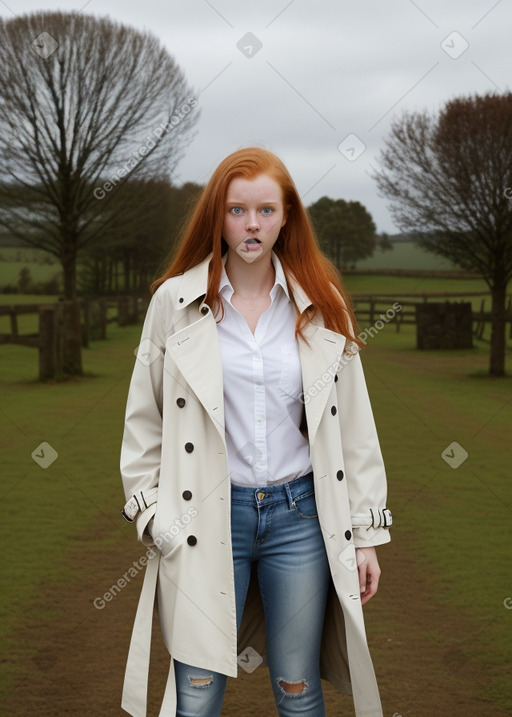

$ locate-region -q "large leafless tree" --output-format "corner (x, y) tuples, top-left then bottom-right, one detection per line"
(0, 11), (199, 304)
(373, 93), (512, 377)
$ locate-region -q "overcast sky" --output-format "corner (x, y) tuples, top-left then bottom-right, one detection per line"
(2, 0), (510, 233)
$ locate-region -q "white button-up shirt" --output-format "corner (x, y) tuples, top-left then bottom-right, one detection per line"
(215, 251), (313, 487)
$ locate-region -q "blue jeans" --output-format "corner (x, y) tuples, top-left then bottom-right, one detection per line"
(174, 473), (331, 716)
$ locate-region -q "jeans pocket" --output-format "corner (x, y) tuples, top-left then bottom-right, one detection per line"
(293, 492), (318, 519)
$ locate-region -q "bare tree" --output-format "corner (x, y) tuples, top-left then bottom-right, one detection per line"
(373, 93), (512, 377)
(0, 11), (199, 308)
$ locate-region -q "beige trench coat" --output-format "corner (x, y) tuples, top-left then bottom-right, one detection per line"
(120, 252), (392, 717)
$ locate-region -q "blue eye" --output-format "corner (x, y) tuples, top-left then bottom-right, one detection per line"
(230, 206), (243, 215)
(261, 207), (273, 215)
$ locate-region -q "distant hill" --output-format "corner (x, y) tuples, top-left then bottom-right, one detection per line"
(357, 239), (458, 271)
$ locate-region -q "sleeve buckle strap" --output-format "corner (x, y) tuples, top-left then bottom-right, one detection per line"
(121, 491), (156, 523)
(369, 507), (393, 529)
(351, 507), (393, 530)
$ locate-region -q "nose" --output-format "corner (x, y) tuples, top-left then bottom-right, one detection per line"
(246, 211), (260, 232)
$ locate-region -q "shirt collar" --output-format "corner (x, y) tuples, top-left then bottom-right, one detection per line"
(219, 250), (291, 302)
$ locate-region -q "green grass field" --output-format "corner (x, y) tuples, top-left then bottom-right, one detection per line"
(0, 247), (61, 288)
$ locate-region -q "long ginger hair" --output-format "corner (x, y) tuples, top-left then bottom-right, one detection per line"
(151, 147), (362, 348)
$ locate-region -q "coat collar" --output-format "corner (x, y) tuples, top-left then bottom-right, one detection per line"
(173, 250), (314, 314)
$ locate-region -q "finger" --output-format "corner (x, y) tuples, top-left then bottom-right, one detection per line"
(357, 551), (368, 595)
(361, 569), (381, 605)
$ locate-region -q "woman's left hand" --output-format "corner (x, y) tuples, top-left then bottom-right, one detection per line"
(356, 547), (381, 605)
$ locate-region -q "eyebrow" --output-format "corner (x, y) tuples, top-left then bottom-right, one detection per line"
(225, 200), (279, 205)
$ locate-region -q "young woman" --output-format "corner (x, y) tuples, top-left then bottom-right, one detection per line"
(120, 147), (392, 717)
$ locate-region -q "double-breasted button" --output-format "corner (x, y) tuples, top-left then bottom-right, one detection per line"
(337, 469), (344, 481)
(187, 535), (197, 546)
(178, 297), (184, 303)
(182, 490), (192, 501)
(176, 397), (186, 408)
(185, 442), (194, 453)
(200, 305), (209, 315)
(334, 374), (339, 383)
(345, 530), (352, 540)
(331, 405), (337, 416)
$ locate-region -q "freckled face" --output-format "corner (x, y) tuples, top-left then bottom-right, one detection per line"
(222, 174), (287, 264)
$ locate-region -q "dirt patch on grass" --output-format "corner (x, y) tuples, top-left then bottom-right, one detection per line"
(3, 521), (509, 716)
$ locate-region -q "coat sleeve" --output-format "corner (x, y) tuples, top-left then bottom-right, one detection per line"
(120, 290), (166, 546)
(336, 348), (392, 548)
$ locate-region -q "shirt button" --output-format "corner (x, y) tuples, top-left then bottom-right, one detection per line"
(334, 374), (339, 383)
(182, 490), (192, 501)
(337, 469), (344, 481)
(187, 535), (197, 546)
(176, 397), (186, 408)
(331, 405), (337, 416)
(185, 442), (194, 453)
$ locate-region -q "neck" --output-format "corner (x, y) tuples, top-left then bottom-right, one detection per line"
(224, 249), (275, 297)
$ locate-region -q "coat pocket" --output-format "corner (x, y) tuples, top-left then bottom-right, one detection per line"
(152, 518), (184, 559)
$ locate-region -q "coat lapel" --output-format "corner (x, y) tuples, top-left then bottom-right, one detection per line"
(164, 253), (225, 442)
(289, 275), (347, 446)
(165, 254), (226, 443)
(166, 311), (226, 442)
(298, 322), (346, 445)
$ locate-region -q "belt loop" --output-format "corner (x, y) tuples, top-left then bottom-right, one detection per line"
(284, 482), (294, 508)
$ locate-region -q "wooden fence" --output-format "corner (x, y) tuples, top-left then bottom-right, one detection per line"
(1, 292), (511, 380)
(0, 296), (148, 379)
(351, 292), (512, 340)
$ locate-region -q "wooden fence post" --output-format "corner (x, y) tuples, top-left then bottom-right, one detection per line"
(9, 308), (18, 339)
(39, 305), (60, 380)
(118, 295), (139, 326)
(62, 300), (83, 375)
(369, 298), (375, 325)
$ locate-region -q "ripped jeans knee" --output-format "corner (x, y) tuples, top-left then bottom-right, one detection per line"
(188, 674), (214, 688)
(276, 677), (309, 698)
